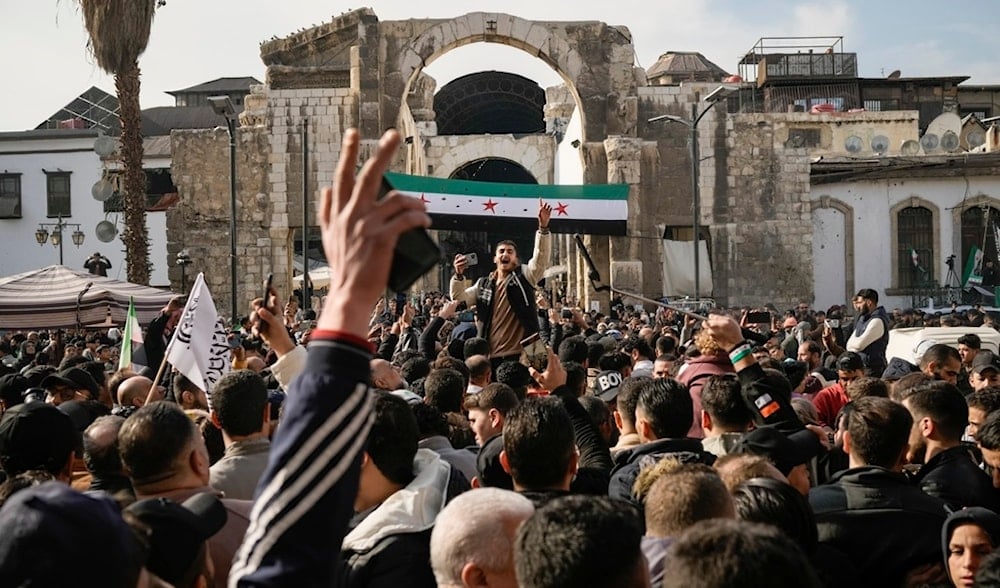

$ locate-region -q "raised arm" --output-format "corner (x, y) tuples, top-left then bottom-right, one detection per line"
(230, 129), (430, 588)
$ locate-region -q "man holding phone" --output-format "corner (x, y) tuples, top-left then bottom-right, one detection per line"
(451, 201), (552, 370)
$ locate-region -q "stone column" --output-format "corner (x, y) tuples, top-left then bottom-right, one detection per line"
(604, 136), (645, 308)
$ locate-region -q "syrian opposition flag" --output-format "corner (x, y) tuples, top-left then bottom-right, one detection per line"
(119, 296), (148, 372)
(164, 273), (230, 395)
(384, 171), (629, 236)
(964, 246), (984, 286)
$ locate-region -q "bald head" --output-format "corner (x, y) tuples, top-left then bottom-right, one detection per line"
(117, 376), (163, 407)
(245, 356), (266, 373)
(371, 359), (404, 391)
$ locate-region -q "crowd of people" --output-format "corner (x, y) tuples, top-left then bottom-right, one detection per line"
(4, 129), (1000, 587)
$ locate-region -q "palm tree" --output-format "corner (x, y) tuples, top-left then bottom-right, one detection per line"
(74, 0), (160, 284)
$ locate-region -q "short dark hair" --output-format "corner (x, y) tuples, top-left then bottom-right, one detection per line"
(855, 288), (879, 303)
(663, 519), (822, 588)
(432, 356), (470, 388)
(578, 396), (610, 433)
(412, 402), (450, 439)
(958, 333), (982, 349)
(977, 410), (1000, 451)
(622, 336), (654, 361)
(495, 239), (518, 255)
(558, 337), (588, 365)
(495, 361), (531, 399)
(903, 381), (968, 442)
(918, 343), (961, 370)
(732, 477), (818, 556)
(614, 376), (648, 427)
(891, 372), (932, 403)
(211, 370), (268, 436)
(846, 396), (913, 468)
(701, 374), (753, 429)
(424, 369), (466, 413)
(463, 382), (520, 415)
(597, 352), (630, 372)
(463, 337), (489, 360)
(968, 387), (1000, 416)
(637, 378), (693, 439)
(503, 397), (575, 490)
(586, 342), (606, 367)
(400, 356), (431, 384)
(368, 392), (419, 486)
(562, 361), (587, 396)
(173, 373), (203, 401)
(119, 402), (198, 485)
(515, 495), (643, 588)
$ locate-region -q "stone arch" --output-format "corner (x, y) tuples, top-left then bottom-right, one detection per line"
(384, 13), (637, 145)
(890, 195), (941, 289)
(812, 196), (855, 306)
(432, 135), (553, 183)
(951, 194), (1000, 268)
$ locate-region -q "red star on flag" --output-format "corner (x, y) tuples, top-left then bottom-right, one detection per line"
(419, 193), (430, 204)
(555, 202), (569, 216)
(483, 198), (498, 214)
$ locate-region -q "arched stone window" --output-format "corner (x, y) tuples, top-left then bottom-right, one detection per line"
(897, 206), (934, 289)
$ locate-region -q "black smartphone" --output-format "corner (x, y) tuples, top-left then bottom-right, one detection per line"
(395, 291), (407, 318)
(519, 332), (541, 348)
(379, 175), (442, 293)
(457, 310), (475, 322)
(262, 273), (273, 309)
(746, 310), (771, 324)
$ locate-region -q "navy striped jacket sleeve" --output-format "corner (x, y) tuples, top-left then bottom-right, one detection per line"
(229, 338), (374, 587)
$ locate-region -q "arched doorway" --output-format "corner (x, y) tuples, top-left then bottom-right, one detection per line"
(961, 205), (1000, 277)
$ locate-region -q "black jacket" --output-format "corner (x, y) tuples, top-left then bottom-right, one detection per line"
(911, 444), (999, 511)
(809, 466), (949, 588)
(608, 438), (715, 504)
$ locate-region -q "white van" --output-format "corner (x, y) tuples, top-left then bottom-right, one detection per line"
(886, 326), (1000, 364)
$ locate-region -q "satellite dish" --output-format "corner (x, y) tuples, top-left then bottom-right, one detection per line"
(91, 179), (113, 201)
(901, 139), (921, 155)
(968, 130), (986, 149)
(95, 220), (118, 243)
(845, 136), (863, 153)
(871, 135), (890, 155)
(923, 112), (962, 154)
(93, 135), (117, 157)
(941, 130), (960, 152)
(921, 133), (940, 152)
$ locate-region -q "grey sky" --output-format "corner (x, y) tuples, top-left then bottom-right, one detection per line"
(1, 0), (995, 132)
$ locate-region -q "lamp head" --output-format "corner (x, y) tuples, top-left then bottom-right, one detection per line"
(207, 95), (236, 118)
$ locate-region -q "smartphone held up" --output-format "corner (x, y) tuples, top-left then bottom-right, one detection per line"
(378, 175), (442, 293)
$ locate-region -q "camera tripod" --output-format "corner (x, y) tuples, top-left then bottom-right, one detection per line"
(944, 256), (962, 304)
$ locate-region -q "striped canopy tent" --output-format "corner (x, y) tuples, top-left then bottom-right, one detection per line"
(0, 265), (176, 330)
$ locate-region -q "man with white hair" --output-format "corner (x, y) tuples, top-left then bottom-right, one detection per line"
(430, 487), (534, 588)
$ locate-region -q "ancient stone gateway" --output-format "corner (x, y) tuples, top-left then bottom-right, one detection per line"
(168, 8), (815, 316)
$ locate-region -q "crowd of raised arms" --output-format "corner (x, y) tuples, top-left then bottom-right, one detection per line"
(4, 129), (1000, 588)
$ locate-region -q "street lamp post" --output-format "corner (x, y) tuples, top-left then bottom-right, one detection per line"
(35, 216), (85, 265)
(648, 86), (735, 302)
(176, 248), (192, 293)
(208, 95), (238, 321)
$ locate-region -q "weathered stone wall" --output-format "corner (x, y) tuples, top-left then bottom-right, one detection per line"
(715, 114), (814, 308)
(167, 127), (271, 318)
